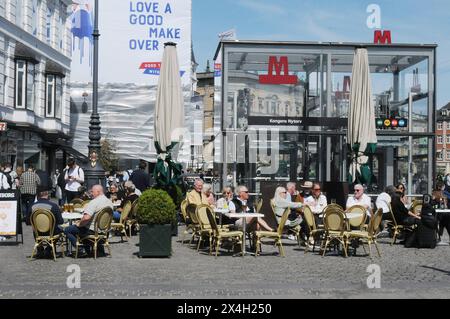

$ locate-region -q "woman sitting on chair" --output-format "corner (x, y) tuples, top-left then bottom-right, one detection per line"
(273, 186), (303, 227)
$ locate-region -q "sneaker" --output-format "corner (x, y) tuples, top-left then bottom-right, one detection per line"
(437, 240), (449, 246)
(287, 234), (296, 241)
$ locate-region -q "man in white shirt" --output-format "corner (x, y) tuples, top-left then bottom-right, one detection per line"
(304, 183), (327, 215)
(64, 185), (113, 256)
(346, 184), (372, 216)
(64, 158), (84, 203)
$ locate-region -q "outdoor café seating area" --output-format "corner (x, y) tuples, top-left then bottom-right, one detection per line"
(177, 198), (431, 259)
(29, 197), (139, 261)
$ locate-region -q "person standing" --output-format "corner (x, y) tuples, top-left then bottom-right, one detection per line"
(0, 165), (11, 190)
(64, 158), (84, 203)
(19, 164), (41, 224)
(130, 160), (150, 193)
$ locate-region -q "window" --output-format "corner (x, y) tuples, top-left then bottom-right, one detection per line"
(437, 136), (443, 144)
(447, 150), (450, 160)
(437, 152), (443, 161)
(45, 74), (63, 118)
(15, 60), (26, 108)
(46, 74), (54, 116)
(55, 4), (65, 50)
(437, 122), (443, 130)
(447, 136), (450, 144)
(31, 0), (39, 36)
(15, 0), (23, 27)
(15, 59), (36, 110)
(46, 4), (53, 45)
(26, 63), (36, 110)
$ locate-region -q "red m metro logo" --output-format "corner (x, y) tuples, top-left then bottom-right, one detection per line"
(374, 30), (392, 44)
(259, 56), (298, 85)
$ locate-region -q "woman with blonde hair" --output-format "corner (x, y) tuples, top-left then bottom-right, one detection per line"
(273, 186), (303, 227)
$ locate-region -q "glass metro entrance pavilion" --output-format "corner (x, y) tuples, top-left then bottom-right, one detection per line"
(213, 41), (437, 197)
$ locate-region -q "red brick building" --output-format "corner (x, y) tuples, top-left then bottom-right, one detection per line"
(436, 102), (450, 174)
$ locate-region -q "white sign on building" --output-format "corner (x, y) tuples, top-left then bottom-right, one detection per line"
(70, 0), (192, 162)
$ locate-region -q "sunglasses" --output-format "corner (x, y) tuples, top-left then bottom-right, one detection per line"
(313, 188), (321, 191)
(355, 189), (362, 192)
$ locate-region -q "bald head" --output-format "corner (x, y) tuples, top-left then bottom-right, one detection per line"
(91, 185), (104, 198)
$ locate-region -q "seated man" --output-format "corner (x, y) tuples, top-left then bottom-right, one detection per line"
(228, 185), (273, 232)
(31, 186), (64, 256)
(186, 178), (209, 206)
(31, 186), (64, 235)
(64, 185), (113, 256)
(304, 183), (327, 239)
(346, 184), (372, 217)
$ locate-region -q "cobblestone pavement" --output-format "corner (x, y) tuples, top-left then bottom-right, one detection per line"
(0, 223), (449, 299)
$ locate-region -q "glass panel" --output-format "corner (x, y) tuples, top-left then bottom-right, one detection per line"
(331, 53), (429, 133)
(31, 0), (38, 36)
(15, 0), (23, 26)
(46, 5), (53, 44)
(55, 77), (62, 118)
(226, 51), (325, 130)
(26, 63), (35, 110)
(16, 61), (25, 108)
(46, 75), (54, 116)
(412, 137), (428, 194)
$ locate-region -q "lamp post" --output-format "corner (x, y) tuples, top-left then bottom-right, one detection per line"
(84, 0), (105, 189)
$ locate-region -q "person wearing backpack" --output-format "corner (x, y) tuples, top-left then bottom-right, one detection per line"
(64, 158), (84, 203)
(1, 163), (14, 189)
(0, 166), (11, 190)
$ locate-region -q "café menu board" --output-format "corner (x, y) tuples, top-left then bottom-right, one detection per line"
(0, 191), (18, 236)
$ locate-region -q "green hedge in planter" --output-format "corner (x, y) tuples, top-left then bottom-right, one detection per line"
(137, 188), (176, 225)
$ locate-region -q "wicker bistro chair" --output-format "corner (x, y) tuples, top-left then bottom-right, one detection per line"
(411, 200), (423, 215)
(205, 206), (244, 257)
(385, 204), (414, 245)
(70, 198), (84, 206)
(180, 199), (193, 243)
(76, 207), (113, 259)
(110, 201), (132, 242)
(346, 205), (368, 230)
(30, 209), (65, 261)
(256, 198), (263, 214)
(253, 207), (290, 257)
(345, 208), (383, 258)
(321, 207), (348, 257)
(186, 203), (201, 246)
(125, 198), (139, 237)
(269, 198), (301, 246)
(195, 204), (216, 254)
(303, 205), (325, 253)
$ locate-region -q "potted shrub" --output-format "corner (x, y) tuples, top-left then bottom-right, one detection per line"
(137, 188), (176, 257)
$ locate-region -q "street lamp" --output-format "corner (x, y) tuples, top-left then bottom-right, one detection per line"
(84, 0), (105, 189)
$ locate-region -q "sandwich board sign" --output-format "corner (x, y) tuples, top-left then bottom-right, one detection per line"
(0, 190), (22, 244)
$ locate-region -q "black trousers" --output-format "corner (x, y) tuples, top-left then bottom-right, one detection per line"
(66, 191), (80, 203)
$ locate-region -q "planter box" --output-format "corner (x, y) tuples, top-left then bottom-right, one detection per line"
(139, 224), (172, 257)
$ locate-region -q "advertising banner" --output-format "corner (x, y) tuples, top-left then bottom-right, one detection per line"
(70, 0), (192, 162)
(0, 192), (18, 236)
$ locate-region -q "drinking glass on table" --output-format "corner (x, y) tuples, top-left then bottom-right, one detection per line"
(69, 203), (74, 213)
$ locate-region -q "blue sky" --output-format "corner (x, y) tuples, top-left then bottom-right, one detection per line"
(192, 0), (450, 107)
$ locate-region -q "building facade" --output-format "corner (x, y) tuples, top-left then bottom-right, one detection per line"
(436, 103), (450, 174)
(0, 0), (74, 173)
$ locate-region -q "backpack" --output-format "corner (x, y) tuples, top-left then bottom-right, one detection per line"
(3, 171), (12, 188)
(57, 169), (67, 189)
